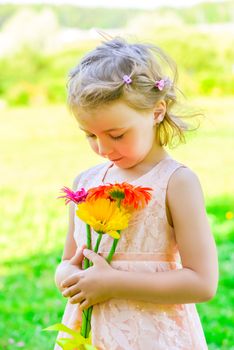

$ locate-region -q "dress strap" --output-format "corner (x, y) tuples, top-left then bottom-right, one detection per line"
(149, 159), (187, 212)
(160, 160), (187, 189)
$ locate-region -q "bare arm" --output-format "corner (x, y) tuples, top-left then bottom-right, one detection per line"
(110, 168), (219, 304)
(54, 173), (86, 292)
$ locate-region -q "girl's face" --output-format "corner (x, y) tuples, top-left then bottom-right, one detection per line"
(75, 99), (161, 169)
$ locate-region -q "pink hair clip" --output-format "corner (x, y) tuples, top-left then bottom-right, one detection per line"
(123, 75), (132, 84)
(154, 77), (171, 91)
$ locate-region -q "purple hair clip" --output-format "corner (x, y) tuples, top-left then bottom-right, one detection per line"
(123, 75), (132, 84)
(154, 77), (171, 91)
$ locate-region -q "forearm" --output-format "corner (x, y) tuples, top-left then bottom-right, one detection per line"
(110, 268), (214, 304)
(54, 260), (79, 292)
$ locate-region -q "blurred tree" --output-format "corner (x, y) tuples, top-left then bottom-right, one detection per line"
(0, 7), (59, 56)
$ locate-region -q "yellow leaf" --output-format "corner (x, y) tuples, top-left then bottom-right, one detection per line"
(43, 323), (79, 338)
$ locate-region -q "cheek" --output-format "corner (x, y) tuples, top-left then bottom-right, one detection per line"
(88, 139), (99, 154)
(119, 135), (140, 155)
(126, 131), (153, 154)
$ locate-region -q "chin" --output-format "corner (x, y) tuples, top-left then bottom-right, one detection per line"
(119, 160), (138, 169)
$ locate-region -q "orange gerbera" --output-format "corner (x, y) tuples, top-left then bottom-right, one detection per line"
(87, 182), (152, 210)
(86, 184), (110, 201)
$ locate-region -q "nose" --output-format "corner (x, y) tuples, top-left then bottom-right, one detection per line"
(96, 138), (113, 157)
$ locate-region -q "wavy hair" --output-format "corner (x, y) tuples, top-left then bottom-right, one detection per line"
(67, 35), (202, 148)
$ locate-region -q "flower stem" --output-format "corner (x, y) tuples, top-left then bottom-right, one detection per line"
(84, 224), (92, 268)
(94, 232), (102, 252)
(82, 232), (103, 338)
(85, 232), (103, 337)
(81, 224), (92, 338)
(106, 230), (121, 263)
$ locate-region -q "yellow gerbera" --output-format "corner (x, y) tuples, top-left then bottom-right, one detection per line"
(76, 198), (131, 239)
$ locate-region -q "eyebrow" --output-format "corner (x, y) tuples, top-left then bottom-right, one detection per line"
(79, 127), (126, 133)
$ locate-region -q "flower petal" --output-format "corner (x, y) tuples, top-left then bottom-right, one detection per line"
(107, 230), (120, 239)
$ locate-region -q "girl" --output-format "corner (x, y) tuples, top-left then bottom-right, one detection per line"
(54, 36), (218, 350)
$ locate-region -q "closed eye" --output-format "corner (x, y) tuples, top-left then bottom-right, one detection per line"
(110, 134), (124, 140)
(85, 134), (124, 140)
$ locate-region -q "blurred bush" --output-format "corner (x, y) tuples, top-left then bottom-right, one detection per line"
(0, 46), (86, 106)
(0, 2), (233, 106)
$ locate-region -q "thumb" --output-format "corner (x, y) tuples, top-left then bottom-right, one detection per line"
(70, 244), (87, 266)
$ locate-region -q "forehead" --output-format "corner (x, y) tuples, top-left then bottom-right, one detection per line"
(75, 100), (146, 132)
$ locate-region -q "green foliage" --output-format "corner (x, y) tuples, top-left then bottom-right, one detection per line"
(1, 1), (234, 30)
(53, 5), (141, 29)
(0, 46), (87, 106)
(142, 25), (234, 97)
(0, 4), (18, 27)
(1, 29), (233, 107)
(157, 1), (234, 24)
(193, 197), (234, 350)
(0, 2), (234, 105)
(0, 4), (142, 30)
(0, 247), (65, 349)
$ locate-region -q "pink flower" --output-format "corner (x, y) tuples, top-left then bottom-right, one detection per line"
(154, 77), (171, 91)
(155, 79), (165, 91)
(57, 186), (87, 205)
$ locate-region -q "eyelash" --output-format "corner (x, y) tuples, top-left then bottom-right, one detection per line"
(86, 134), (124, 140)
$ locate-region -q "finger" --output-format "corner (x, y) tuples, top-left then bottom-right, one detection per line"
(70, 244), (87, 266)
(61, 272), (82, 288)
(69, 293), (85, 305)
(83, 249), (103, 264)
(79, 299), (90, 311)
(62, 285), (81, 298)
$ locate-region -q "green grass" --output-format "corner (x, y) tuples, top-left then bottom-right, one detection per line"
(0, 97), (234, 349)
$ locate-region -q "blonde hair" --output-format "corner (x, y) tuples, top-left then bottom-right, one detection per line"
(67, 35), (201, 148)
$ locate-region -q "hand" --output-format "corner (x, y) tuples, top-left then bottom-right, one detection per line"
(59, 244), (87, 291)
(61, 249), (114, 310)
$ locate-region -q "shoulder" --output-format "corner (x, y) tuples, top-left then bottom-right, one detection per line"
(166, 165), (206, 223)
(168, 165), (203, 196)
(72, 162), (108, 191)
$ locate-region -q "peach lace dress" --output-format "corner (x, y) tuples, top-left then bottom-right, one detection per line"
(54, 157), (208, 350)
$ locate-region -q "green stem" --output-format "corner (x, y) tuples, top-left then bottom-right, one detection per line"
(106, 230), (121, 263)
(85, 305), (93, 338)
(93, 232), (102, 255)
(81, 232), (103, 338)
(81, 224), (92, 338)
(87, 223), (92, 249)
(85, 232), (103, 337)
(83, 224), (92, 269)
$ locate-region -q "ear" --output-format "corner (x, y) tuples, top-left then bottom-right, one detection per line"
(153, 100), (167, 125)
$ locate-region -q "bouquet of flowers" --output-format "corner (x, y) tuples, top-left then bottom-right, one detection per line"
(44, 182), (152, 349)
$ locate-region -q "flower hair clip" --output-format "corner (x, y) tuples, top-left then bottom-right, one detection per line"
(123, 75), (132, 84)
(154, 77), (171, 91)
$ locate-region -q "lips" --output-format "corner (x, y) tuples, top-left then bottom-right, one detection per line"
(110, 157), (123, 161)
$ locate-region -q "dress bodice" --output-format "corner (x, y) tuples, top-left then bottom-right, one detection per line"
(74, 157), (185, 262)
